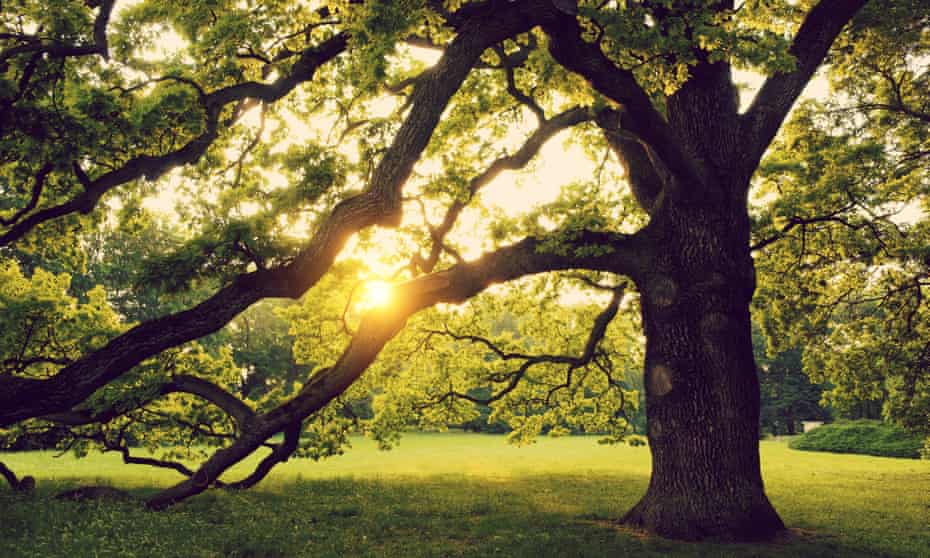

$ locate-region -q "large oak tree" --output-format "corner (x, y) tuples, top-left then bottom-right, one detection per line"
(2, 0), (925, 542)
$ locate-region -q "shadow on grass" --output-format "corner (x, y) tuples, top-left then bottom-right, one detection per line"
(0, 476), (915, 558)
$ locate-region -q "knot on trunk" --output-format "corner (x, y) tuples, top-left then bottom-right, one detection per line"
(648, 364), (674, 397)
(648, 277), (678, 308)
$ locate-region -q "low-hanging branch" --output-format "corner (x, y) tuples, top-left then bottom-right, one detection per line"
(144, 228), (648, 509)
(418, 282), (627, 407)
(225, 420), (304, 490)
(39, 374), (256, 431)
(0, 0), (559, 429)
(58, 424), (204, 482)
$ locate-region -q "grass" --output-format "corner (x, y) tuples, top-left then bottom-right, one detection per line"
(1, 433), (928, 557)
(788, 419), (925, 459)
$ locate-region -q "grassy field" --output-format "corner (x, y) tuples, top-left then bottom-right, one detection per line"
(1, 434), (928, 557)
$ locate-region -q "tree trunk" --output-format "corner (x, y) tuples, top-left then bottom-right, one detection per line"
(624, 203), (785, 541)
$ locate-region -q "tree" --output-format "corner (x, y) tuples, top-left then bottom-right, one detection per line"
(2, 0), (920, 542)
(753, 327), (828, 436)
(752, 2), (930, 438)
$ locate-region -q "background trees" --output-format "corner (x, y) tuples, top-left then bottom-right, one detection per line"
(1, 0), (926, 542)
(752, 0), (929, 438)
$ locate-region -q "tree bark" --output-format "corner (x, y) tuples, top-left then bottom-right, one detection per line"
(625, 200), (785, 541)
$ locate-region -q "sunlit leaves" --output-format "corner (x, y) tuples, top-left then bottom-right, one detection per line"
(752, 59), (929, 435)
(361, 275), (643, 447)
(0, 260), (123, 378)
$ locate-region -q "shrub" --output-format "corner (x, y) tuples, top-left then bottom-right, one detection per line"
(788, 420), (923, 459)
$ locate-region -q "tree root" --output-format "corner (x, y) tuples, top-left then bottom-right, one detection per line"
(0, 461), (34, 492)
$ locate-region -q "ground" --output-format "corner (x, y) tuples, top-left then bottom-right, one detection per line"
(1, 434), (928, 557)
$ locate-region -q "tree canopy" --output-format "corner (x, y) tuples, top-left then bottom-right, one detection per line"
(1, 0), (927, 542)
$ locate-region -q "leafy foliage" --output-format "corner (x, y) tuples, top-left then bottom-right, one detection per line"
(788, 420), (924, 459)
(752, 1), (930, 437)
(0, 260), (123, 378)
(0, 0), (926, 529)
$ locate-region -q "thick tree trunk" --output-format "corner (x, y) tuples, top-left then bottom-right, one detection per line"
(624, 203), (785, 541)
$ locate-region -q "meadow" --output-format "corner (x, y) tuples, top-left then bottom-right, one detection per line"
(1, 434), (928, 557)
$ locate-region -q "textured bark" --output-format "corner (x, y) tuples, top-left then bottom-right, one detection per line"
(570, 1), (867, 538)
(625, 198), (784, 541)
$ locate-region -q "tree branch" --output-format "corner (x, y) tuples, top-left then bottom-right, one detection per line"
(225, 420), (303, 490)
(0, 0), (115, 65)
(596, 108), (668, 215)
(145, 227), (648, 508)
(541, 12), (703, 188)
(0, 33), (349, 248)
(420, 281), (626, 407)
(39, 374), (255, 430)
(0, 163), (54, 226)
(493, 44), (545, 122)
(0, 0), (556, 428)
(414, 106), (592, 274)
(0, 461), (23, 490)
(741, 0), (868, 171)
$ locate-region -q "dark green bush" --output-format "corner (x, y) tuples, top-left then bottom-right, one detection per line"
(789, 420), (923, 459)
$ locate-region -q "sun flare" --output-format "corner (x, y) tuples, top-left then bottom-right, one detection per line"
(359, 280), (394, 310)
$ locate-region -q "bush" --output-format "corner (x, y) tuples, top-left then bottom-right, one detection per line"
(788, 420), (924, 459)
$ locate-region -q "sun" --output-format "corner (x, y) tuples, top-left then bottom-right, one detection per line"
(359, 280), (394, 310)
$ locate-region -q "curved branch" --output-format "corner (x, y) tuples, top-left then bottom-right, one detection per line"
(0, 33), (349, 248)
(741, 0), (868, 171)
(225, 420), (303, 490)
(0, 0), (115, 64)
(39, 374), (255, 430)
(0, 0), (553, 428)
(0, 461), (23, 490)
(423, 281), (626, 407)
(145, 227), (648, 508)
(0, 163), (54, 226)
(493, 44), (545, 122)
(749, 203), (886, 253)
(541, 12), (703, 188)
(596, 108), (668, 215)
(110, 441), (197, 479)
(415, 106), (592, 274)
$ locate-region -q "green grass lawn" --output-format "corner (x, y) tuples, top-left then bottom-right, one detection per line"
(1, 434), (928, 557)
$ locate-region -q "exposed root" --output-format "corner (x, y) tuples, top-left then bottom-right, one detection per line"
(0, 461), (34, 492)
